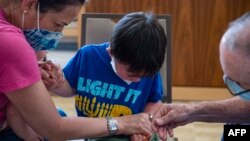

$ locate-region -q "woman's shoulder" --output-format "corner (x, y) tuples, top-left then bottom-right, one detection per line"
(0, 33), (28, 51)
(0, 23), (24, 47)
(0, 18), (23, 34)
(0, 23), (32, 59)
(0, 20), (26, 41)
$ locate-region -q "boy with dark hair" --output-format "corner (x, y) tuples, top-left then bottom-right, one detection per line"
(50, 12), (167, 140)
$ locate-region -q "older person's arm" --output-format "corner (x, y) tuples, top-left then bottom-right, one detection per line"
(153, 96), (250, 140)
(188, 96), (250, 123)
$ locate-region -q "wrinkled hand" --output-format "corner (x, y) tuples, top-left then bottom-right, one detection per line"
(152, 103), (191, 140)
(117, 113), (153, 138)
(38, 60), (65, 89)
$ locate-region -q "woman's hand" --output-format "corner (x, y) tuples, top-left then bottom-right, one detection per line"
(115, 113), (153, 138)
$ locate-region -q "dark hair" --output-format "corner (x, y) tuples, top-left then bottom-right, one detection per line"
(38, 0), (85, 13)
(110, 12), (167, 76)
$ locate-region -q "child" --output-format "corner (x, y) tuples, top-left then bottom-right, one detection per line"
(50, 12), (167, 141)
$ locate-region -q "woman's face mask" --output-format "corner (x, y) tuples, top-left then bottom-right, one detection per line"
(22, 3), (63, 51)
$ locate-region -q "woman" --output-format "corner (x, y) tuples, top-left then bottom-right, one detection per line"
(0, 0), (153, 140)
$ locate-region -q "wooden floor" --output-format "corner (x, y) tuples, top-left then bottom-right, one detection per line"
(52, 94), (224, 141)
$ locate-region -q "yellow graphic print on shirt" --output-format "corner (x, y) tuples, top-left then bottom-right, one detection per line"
(75, 95), (132, 117)
(75, 77), (143, 117)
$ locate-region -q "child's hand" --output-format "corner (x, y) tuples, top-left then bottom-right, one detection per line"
(39, 60), (65, 89)
(130, 133), (150, 141)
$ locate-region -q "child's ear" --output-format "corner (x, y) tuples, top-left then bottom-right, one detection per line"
(106, 46), (113, 58)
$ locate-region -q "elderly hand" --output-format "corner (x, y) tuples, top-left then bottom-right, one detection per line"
(38, 60), (65, 89)
(152, 103), (192, 140)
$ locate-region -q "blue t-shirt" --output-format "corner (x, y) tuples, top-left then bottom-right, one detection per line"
(63, 43), (163, 117)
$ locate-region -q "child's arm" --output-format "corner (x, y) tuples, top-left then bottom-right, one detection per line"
(39, 61), (75, 97)
(143, 101), (162, 114)
(50, 80), (75, 97)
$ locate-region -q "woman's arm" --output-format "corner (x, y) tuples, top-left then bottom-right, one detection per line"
(6, 80), (152, 140)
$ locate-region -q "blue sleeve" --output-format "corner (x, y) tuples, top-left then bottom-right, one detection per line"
(147, 72), (164, 102)
(63, 48), (84, 89)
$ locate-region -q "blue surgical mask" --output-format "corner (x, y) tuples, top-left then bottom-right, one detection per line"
(110, 57), (132, 85)
(22, 3), (63, 50)
(223, 75), (250, 100)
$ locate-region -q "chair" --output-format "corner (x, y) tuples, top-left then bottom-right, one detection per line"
(80, 13), (172, 103)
